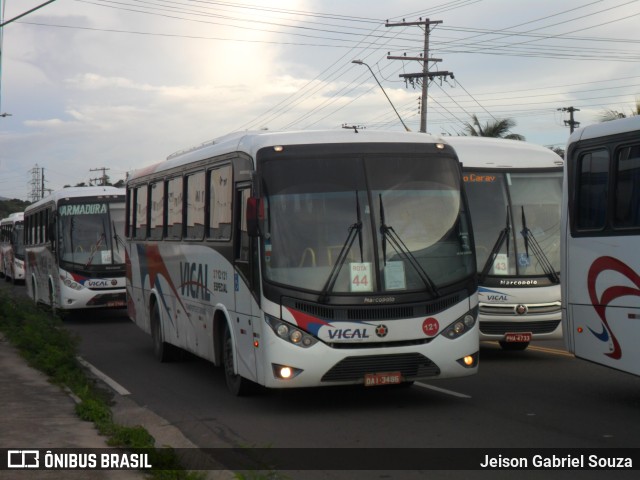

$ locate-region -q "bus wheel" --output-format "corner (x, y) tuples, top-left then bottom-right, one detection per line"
(222, 324), (253, 396)
(499, 341), (529, 351)
(151, 303), (175, 362)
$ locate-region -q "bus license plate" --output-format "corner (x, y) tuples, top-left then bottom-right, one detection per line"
(364, 372), (402, 387)
(504, 332), (532, 343)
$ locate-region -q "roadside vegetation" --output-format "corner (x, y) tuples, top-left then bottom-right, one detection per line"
(0, 290), (203, 480)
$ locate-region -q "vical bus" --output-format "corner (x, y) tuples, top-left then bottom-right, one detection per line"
(125, 130), (479, 395)
(562, 115), (640, 376)
(0, 212), (25, 283)
(445, 136), (564, 351)
(24, 186), (127, 313)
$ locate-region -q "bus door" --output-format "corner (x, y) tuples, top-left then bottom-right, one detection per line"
(232, 185), (259, 381)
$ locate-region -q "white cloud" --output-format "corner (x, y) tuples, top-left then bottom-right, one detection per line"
(1, 0), (638, 199)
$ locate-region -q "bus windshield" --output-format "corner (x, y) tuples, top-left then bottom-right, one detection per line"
(465, 171), (562, 277)
(58, 201), (125, 267)
(259, 153), (474, 295)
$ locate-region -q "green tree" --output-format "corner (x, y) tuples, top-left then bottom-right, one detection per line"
(0, 199), (31, 219)
(599, 97), (640, 122)
(463, 114), (525, 140)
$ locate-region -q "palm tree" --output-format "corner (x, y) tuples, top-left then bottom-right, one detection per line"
(463, 114), (525, 140)
(599, 98), (640, 122)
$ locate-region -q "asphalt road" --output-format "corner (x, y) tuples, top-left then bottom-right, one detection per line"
(3, 280), (640, 479)
(61, 310), (640, 449)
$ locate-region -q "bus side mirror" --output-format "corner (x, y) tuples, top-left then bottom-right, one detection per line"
(246, 197), (261, 238)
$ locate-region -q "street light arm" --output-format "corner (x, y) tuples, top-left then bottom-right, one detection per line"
(0, 0), (57, 27)
(352, 60), (410, 132)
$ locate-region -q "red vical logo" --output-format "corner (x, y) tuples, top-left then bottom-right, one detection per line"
(375, 325), (388, 338)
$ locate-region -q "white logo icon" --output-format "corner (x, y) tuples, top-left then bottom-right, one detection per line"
(7, 450), (40, 468)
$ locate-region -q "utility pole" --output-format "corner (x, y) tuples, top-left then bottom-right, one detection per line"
(90, 167), (110, 186)
(386, 18), (453, 133)
(29, 164), (42, 202)
(558, 106), (580, 133)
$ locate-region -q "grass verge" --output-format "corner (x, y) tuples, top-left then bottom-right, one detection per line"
(0, 290), (203, 480)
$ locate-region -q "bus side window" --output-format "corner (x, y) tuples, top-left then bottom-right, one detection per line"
(614, 144), (640, 229)
(167, 177), (183, 240)
(209, 165), (232, 240)
(134, 185), (148, 240)
(150, 181), (164, 240)
(576, 149), (609, 231)
(186, 171), (205, 240)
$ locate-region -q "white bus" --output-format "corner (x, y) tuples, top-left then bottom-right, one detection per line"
(24, 186), (127, 313)
(125, 130), (479, 395)
(562, 116), (640, 376)
(0, 212), (25, 284)
(446, 137), (564, 351)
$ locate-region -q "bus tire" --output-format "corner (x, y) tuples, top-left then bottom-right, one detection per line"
(499, 341), (529, 351)
(151, 302), (175, 362)
(222, 323), (253, 396)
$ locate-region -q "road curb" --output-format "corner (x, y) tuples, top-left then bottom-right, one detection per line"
(110, 393), (235, 479)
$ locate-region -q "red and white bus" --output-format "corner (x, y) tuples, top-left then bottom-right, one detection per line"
(562, 115), (640, 375)
(125, 130), (479, 395)
(0, 212), (25, 284)
(24, 186), (127, 313)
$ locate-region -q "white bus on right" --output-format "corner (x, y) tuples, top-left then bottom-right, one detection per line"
(561, 116), (640, 376)
(447, 136), (564, 351)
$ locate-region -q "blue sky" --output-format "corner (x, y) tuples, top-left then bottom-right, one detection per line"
(1, 0), (638, 200)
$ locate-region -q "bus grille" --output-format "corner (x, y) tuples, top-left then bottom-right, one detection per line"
(479, 302), (561, 316)
(480, 320), (561, 335)
(321, 353), (440, 382)
(283, 293), (461, 322)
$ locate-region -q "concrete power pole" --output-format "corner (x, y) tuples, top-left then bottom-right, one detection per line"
(385, 18), (453, 133)
(558, 106), (580, 133)
(90, 167), (110, 186)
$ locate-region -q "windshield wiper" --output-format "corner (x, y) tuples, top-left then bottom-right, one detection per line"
(479, 207), (511, 283)
(85, 232), (106, 268)
(520, 207), (560, 284)
(86, 215), (112, 267)
(379, 194), (439, 297)
(318, 192), (364, 303)
(112, 220), (126, 253)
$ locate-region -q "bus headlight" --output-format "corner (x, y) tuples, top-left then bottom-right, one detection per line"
(63, 278), (83, 291)
(272, 363), (303, 380)
(265, 314), (318, 348)
(456, 352), (479, 368)
(442, 310), (477, 340)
